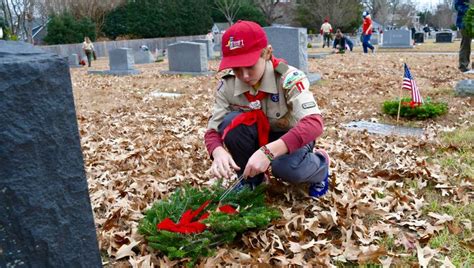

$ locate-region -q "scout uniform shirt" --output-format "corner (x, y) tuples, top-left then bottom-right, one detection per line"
(207, 60), (321, 133)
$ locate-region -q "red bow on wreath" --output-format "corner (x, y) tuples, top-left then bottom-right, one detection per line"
(157, 201), (237, 234)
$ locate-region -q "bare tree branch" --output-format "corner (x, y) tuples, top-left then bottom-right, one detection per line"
(214, 0), (242, 25)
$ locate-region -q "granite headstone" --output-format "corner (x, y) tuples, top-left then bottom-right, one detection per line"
(414, 32), (424, 43)
(264, 26), (320, 84)
(380, 30), (413, 48)
(0, 41), (101, 267)
(89, 48), (140, 75)
(435, 32), (453, 43)
(193, 39), (214, 59)
(68, 53), (81, 67)
(454, 79), (474, 96)
(134, 50), (155, 64)
(162, 41), (213, 76)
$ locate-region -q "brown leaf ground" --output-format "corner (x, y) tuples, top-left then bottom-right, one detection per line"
(72, 43), (473, 267)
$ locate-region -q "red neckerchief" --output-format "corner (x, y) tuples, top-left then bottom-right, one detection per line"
(222, 57), (286, 147)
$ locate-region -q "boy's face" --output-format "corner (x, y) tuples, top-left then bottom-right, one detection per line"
(232, 58), (266, 87)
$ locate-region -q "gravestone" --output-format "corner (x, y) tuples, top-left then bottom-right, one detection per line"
(68, 53), (81, 67)
(454, 80), (474, 96)
(414, 32), (424, 43)
(344, 120), (424, 137)
(134, 50), (155, 64)
(88, 48), (140, 75)
(162, 41), (213, 76)
(193, 39), (214, 59)
(380, 30), (413, 48)
(436, 32), (453, 43)
(264, 26), (320, 84)
(0, 41), (101, 267)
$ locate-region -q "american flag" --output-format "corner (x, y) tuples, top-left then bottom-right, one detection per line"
(403, 63), (423, 104)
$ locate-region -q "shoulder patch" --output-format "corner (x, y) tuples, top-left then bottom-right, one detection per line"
(282, 69), (306, 90)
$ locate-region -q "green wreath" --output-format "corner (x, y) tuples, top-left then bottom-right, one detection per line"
(138, 184), (280, 266)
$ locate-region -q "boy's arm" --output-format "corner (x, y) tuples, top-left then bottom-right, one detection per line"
(278, 69), (324, 153)
(205, 80), (231, 156)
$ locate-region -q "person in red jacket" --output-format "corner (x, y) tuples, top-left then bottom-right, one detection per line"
(204, 20), (330, 198)
(362, 11), (375, 53)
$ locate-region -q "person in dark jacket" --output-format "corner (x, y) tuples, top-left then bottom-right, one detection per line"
(455, 0), (472, 72)
(332, 29), (353, 53)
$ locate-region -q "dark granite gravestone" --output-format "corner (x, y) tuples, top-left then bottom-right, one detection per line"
(454, 79), (474, 96)
(88, 48), (140, 76)
(435, 32), (453, 43)
(380, 30), (413, 48)
(414, 32), (424, 43)
(0, 41), (101, 267)
(264, 26), (321, 84)
(162, 41), (214, 76)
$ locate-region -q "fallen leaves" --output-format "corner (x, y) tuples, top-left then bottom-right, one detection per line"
(71, 53), (473, 266)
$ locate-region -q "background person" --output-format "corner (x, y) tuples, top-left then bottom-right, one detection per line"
(320, 19), (333, 48)
(362, 11), (375, 54)
(82, 36), (95, 67)
(332, 29), (353, 53)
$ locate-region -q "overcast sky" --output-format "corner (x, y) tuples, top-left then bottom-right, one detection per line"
(413, 0), (443, 11)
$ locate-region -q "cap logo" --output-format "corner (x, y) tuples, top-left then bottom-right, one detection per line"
(226, 36), (244, 50)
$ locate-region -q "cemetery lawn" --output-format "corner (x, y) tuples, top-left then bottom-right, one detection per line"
(72, 52), (473, 267)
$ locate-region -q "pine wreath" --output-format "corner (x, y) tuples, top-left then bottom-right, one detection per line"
(138, 184), (280, 265)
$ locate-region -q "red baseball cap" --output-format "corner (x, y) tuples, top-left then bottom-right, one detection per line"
(218, 20), (268, 71)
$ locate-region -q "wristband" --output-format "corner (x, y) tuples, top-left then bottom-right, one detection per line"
(259, 145), (275, 162)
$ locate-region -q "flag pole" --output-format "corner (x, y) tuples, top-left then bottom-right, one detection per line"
(396, 86), (403, 123)
(396, 63), (405, 124)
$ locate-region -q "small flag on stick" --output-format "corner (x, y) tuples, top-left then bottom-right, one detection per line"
(397, 63), (423, 122)
(402, 63), (423, 105)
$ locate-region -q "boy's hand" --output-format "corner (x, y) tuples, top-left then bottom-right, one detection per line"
(243, 149), (270, 178)
(211, 147), (240, 179)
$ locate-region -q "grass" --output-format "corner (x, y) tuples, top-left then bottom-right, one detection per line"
(439, 125), (474, 179)
(420, 126), (474, 267)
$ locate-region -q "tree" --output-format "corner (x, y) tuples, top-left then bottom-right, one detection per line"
(429, 1), (455, 29)
(102, 0), (214, 39)
(214, 0), (242, 25)
(43, 13), (95, 44)
(296, 0), (363, 33)
(1, 0), (36, 43)
(252, 0), (283, 25)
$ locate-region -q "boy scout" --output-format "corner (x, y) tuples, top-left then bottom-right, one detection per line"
(204, 20), (330, 197)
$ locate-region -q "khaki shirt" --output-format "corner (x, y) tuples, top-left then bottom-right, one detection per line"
(208, 61), (321, 132)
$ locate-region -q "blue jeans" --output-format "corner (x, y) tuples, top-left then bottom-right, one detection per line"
(363, 34), (374, 53)
(218, 111), (328, 185)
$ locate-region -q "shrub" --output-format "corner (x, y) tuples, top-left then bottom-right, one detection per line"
(382, 97), (448, 120)
(307, 42), (313, 48)
(43, 13), (96, 45)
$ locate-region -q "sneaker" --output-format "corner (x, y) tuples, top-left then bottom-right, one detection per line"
(372, 47), (376, 54)
(309, 173), (329, 198)
(309, 149), (331, 198)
